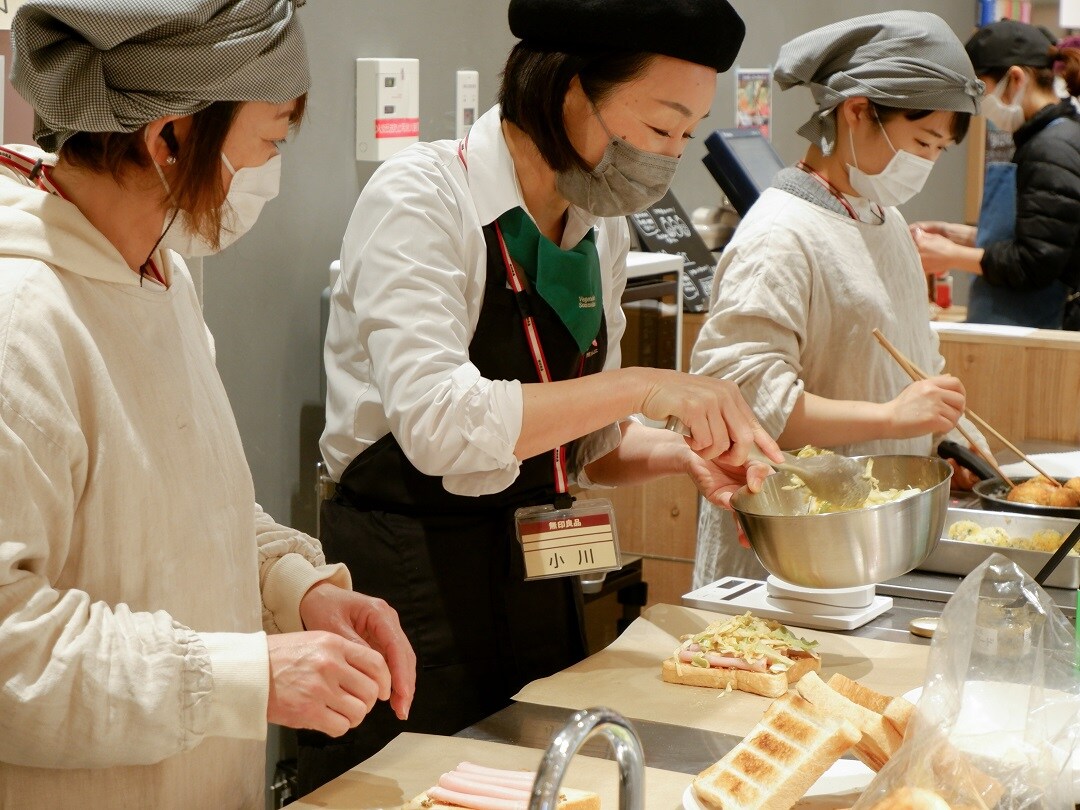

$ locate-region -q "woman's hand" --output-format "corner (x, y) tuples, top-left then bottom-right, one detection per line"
(886, 375), (965, 438)
(910, 221), (977, 247)
(636, 369), (782, 465)
(912, 229), (965, 277)
(686, 453), (775, 508)
(299, 582), (416, 722)
(265, 630), (391, 737)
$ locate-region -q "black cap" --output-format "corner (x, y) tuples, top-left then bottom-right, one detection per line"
(965, 19), (1055, 73)
(507, 0), (746, 73)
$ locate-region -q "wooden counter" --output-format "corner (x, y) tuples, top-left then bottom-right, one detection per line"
(933, 322), (1080, 450)
(581, 316), (1080, 608)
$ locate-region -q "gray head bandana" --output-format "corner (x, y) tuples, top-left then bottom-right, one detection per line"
(773, 11), (983, 155)
(10, 0), (310, 153)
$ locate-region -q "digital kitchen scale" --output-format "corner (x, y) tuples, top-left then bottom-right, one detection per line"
(682, 575), (893, 631)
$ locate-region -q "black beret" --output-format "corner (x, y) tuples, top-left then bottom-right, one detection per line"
(508, 0), (746, 73)
(965, 19), (1055, 73)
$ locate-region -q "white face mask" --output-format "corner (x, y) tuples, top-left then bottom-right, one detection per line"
(846, 119), (935, 207)
(156, 152), (282, 257)
(981, 73), (1027, 133)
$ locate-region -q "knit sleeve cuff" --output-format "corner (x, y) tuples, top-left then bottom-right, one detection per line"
(200, 631), (269, 741)
(263, 552), (352, 633)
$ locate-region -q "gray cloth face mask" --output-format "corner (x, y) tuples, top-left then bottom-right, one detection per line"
(555, 110), (680, 217)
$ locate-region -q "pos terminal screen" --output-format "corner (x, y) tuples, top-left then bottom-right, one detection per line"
(702, 129), (786, 217)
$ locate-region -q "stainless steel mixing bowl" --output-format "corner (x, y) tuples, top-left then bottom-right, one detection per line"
(730, 455), (952, 588)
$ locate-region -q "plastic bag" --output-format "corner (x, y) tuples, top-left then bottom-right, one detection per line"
(853, 553), (1080, 809)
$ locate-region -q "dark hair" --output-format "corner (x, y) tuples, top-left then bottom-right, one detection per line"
(977, 64), (1057, 92)
(60, 95), (307, 250)
(498, 43), (654, 172)
(870, 100), (972, 145)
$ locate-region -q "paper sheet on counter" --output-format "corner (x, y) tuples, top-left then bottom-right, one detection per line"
(1000, 451), (1080, 479)
(289, 731), (690, 809)
(289, 731), (859, 809)
(514, 603), (929, 739)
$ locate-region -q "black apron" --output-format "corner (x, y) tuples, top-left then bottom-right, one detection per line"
(297, 222), (608, 794)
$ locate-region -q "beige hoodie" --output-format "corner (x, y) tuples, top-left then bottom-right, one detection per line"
(0, 145), (348, 809)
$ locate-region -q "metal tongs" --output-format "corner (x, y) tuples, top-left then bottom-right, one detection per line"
(665, 416), (871, 509)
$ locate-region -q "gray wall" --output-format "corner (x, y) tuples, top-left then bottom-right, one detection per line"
(199, 1), (977, 799)
(675, 1), (978, 221)
(204, 1), (512, 538)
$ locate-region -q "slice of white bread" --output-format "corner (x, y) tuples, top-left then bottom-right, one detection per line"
(826, 673), (915, 741)
(404, 785), (599, 809)
(691, 692), (861, 809)
(796, 671), (902, 771)
(662, 653), (820, 699)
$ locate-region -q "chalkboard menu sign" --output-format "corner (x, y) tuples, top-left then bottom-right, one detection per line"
(627, 190), (716, 313)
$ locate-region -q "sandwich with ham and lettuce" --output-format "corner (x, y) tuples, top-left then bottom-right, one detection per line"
(661, 612), (821, 698)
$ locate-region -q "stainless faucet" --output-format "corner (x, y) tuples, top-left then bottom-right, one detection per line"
(529, 706), (644, 810)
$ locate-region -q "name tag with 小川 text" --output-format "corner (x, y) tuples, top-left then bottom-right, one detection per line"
(514, 499), (621, 580)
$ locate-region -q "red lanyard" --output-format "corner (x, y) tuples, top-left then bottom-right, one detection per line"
(796, 161), (882, 223)
(457, 136), (570, 496)
(0, 147), (68, 199)
(0, 147), (167, 287)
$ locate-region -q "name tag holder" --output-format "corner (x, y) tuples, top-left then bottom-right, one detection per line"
(514, 499), (621, 581)
(461, 136), (620, 582)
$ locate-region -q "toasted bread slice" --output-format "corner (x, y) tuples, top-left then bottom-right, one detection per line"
(662, 653), (820, 699)
(825, 673), (891, 713)
(827, 673), (915, 740)
(691, 692), (861, 810)
(796, 671), (902, 771)
(881, 695), (916, 739)
(404, 785), (599, 809)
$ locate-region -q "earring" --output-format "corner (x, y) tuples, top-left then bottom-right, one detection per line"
(165, 155), (177, 165)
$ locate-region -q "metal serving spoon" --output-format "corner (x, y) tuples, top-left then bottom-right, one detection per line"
(665, 417), (871, 509)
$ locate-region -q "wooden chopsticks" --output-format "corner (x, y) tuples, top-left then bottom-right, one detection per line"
(871, 328), (1035, 489)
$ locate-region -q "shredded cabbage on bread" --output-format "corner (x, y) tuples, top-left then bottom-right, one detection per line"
(674, 612), (819, 675)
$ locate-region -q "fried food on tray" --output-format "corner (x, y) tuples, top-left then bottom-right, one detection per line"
(946, 520), (1076, 556)
(1065, 477), (1080, 493)
(1005, 477), (1080, 507)
(1006, 480), (1053, 505)
(1047, 487), (1080, 507)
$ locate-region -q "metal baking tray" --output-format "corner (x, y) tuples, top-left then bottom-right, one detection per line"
(917, 507), (1080, 589)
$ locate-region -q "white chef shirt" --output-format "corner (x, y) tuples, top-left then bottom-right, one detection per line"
(322, 105), (629, 496)
(690, 185), (982, 585)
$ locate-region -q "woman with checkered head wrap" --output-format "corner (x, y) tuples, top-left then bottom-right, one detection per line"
(690, 11), (990, 587)
(0, 2), (415, 807)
